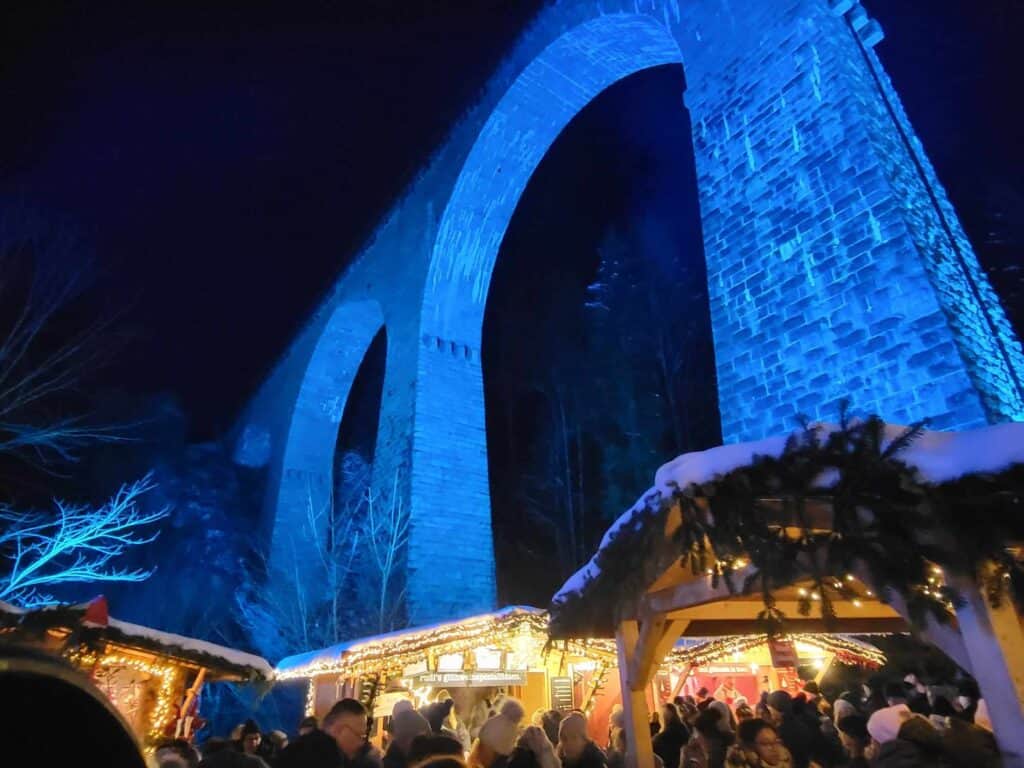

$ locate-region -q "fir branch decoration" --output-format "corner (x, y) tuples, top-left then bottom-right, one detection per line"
(550, 403), (1024, 637)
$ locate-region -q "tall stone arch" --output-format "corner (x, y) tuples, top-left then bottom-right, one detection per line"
(270, 299), (386, 585)
(408, 2), (1024, 624)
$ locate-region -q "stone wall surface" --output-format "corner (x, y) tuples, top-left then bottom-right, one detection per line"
(234, 0), (1024, 625)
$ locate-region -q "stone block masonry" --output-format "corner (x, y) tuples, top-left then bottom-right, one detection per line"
(235, 0), (1023, 626)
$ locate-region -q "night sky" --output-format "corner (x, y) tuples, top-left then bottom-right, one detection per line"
(1, 0), (1022, 444)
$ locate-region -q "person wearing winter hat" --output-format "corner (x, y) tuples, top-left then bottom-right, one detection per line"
(386, 709), (433, 768)
(240, 720), (263, 756)
(500, 699), (527, 726)
(557, 712), (606, 768)
(835, 715), (870, 768)
(866, 704), (911, 748)
(469, 713), (519, 768)
(873, 714), (944, 767)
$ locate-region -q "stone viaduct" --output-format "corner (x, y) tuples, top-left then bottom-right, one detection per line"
(233, 0), (1024, 626)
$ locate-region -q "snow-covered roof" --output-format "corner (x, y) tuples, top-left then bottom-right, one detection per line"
(105, 618), (273, 679)
(0, 599), (272, 681)
(551, 420), (1024, 633)
(275, 605), (624, 681)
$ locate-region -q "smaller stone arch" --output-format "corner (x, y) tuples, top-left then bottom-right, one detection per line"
(270, 299), (386, 584)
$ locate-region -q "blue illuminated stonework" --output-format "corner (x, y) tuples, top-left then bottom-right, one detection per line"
(236, 0), (1024, 625)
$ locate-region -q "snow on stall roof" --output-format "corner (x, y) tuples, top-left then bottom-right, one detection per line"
(554, 421), (1024, 603)
(275, 606), (544, 676)
(107, 618), (273, 677)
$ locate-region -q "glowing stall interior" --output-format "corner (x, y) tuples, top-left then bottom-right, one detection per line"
(0, 597), (271, 751)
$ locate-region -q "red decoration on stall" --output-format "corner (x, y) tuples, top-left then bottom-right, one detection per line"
(82, 596), (110, 627)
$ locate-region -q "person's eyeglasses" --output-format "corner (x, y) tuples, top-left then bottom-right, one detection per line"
(756, 738), (781, 748)
(340, 723), (368, 740)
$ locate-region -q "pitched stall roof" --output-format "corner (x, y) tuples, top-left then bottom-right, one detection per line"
(549, 421), (1024, 638)
(0, 599), (272, 681)
(276, 606), (619, 681)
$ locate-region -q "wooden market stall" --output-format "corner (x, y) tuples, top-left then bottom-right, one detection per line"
(0, 596), (272, 750)
(275, 606), (623, 743)
(274, 604), (887, 749)
(663, 632), (885, 705)
(549, 419), (1024, 768)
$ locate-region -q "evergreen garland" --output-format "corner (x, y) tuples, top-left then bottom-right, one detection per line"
(550, 403), (1024, 637)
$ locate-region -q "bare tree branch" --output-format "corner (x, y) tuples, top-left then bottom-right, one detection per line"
(0, 472), (167, 607)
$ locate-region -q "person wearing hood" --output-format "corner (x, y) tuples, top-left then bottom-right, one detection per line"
(556, 712), (606, 768)
(653, 704), (690, 768)
(385, 709), (432, 768)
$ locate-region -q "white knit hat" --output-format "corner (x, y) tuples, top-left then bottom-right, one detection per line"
(479, 714), (518, 756)
(867, 704), (910, 744)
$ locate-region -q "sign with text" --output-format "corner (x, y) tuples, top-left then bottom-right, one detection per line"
(550, 675), (574, 711)
(704, 664), (752, 675)
(414, 671), (526, 688)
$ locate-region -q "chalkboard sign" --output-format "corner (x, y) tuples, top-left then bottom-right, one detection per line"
(550, 676), (574, 712)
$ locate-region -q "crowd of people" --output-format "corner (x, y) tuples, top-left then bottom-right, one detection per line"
(150, 674), (1003, 768)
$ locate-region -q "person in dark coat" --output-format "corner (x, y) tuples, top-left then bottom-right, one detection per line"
(278, 698), (382, 768)
(871, 715), (945, 768)
(941, 716), (1001, 768)
(199, 740), (267, 768)
(682, 707), (733, 768)
(766, 692), (812, 768)
(652, 703), (690, 768)
(384, 709), (432, 768)
(557, 712), (607, 768)
(408, 735), (465, 766)
(835, 715), (869, 768)
(541, 710), (563, 749)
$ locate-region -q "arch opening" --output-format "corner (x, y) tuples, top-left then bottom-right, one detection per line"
(410, 14), (689, 623)
(271, 299), (385, 594)
(484, 63), (721, 606)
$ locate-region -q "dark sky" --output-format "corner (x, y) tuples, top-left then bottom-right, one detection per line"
(1, 0), (1022, 440)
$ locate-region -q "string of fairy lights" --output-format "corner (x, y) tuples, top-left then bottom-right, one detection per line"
(704, 556), (956, 620)
(66, 646), (180, 751)
(278, 608), (619, 681)
(667, 633), (885, 669)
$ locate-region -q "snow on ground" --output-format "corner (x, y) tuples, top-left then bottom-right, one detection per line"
(554, 421), (1024, 603)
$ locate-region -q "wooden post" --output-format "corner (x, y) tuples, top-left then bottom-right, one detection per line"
(669, 664), (692, 700)
(954, 572), (1024, 767)
(176, 667), (206, 739)
(813, 653), (833, 685)
(616, 620), (655, 768)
